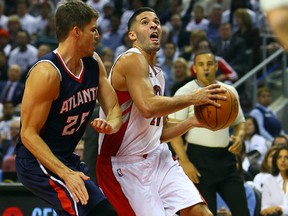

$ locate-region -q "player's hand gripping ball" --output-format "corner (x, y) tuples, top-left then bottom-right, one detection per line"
(194, 87), (238, 130)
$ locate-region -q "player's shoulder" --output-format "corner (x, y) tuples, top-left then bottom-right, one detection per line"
(121, 49), (144, 61)
(32, 60), (58, 71)
(120, 51), (142, 60)
(116, 49), (147, 70)
(92, 51), (101, 62)
(28, 60), (60, 81)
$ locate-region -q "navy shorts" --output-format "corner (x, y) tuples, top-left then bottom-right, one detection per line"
(16, 154), (106, 216)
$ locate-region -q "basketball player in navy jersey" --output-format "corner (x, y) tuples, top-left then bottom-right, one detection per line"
(15, 1), (122, 215)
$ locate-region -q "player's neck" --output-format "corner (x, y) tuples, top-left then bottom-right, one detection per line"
(134, 45), (157, 66)
(55, 46), (82, 75)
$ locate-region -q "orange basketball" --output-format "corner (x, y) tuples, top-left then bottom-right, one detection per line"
(194, 87), (239, 130)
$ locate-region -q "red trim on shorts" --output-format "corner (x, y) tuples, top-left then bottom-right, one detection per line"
(96, 155), (136, 216)
(49, 179), (76, 215)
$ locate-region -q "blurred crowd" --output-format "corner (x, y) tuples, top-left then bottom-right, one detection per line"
(0, 0), (287, 215)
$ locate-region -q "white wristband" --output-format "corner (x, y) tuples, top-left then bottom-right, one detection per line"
(261, 0), (288, 12)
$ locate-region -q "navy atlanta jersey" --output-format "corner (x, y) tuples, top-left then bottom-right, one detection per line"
(16, 50), (99, 159)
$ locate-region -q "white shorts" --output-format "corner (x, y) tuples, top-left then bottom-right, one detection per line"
(111, 143), (205, 216)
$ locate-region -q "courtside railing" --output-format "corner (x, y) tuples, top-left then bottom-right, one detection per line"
(233, 47), (287, 108)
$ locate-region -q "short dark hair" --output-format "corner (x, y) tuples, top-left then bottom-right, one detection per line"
(128, 7), (156, 31)
(55, 0), (99, 42)
(272, 135), (288, 147)
(193, 50), (216, 64)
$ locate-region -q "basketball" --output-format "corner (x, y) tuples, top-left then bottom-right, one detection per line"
(194, 87), (239, 130)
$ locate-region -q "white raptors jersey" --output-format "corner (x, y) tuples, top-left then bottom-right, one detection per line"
(98, 48), (165, 156)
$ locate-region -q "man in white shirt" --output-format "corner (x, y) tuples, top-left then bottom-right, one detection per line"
(8, 30), (38, 76)
(16, 1), (37, 36)
(0, 0), (7, 30)
(169, 50), (249, 216)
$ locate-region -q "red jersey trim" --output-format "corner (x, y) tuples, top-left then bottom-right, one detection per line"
(54, 51), (84, 83)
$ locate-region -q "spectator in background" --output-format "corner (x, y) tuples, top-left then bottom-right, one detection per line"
(0, 0), (7, 30)
(0, 50), (8, 81)
(36, 43), (51, 59)
(261, 146), (288, 216)
(185, 3), (209, 32)
(272, 135), (288, 148)
(100, 47), (114, 63)
(211, 22), (246, 78)
(166, 13), (190, 52)
(101, 14), (124, 52)
(33, 14), (58, 50)
(86, 0), (110, 16)
(169, 57), (193, 96)
(180, 29), (207, 61)
(0, 64), (24, 106)
(206, 3), (223, 43)
(33, 0), (53, 35)
(97, 2), (114, 34)
(0, 119), (20, 163)
(7, 15), (22, 50)
(1, 154), (16, 172)
(3, 0), (17, 16)
(221, 0), (257, 31)
(114, 31), (132, 61)
(103, 60), (112, 76)
(244, 115), (268, 171)
(27, 0), (53, 17)
(0, 101), (18, 141)
(15, 0), (37, 36)
(253, 146), (279, 192)
(159, 41), (177, 96)
(119, 0), (144, 32)
(8, 30), (38, 79)
(250, 86), (286, 143)
(0, 29), (12, 56)
(156, 25), (171, 65)
(205, 0), (231, 15)
(233, 8), (261, 68)
(158, 0), (183, 26)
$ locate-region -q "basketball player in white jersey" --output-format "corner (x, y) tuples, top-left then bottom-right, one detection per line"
(260, 0), (288, 51)
(95, 7), (227, 216)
